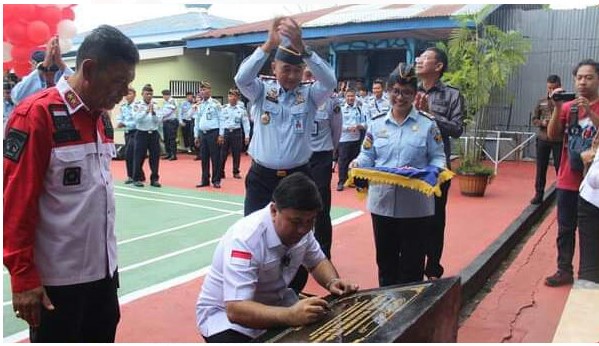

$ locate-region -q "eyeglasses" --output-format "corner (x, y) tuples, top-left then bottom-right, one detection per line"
(389, 88), (416, 98)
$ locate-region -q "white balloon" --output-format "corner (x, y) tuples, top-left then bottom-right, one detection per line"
(3, 41), (13, 62)
(57, 20), (77, 39)
(59, 38), (73, 53)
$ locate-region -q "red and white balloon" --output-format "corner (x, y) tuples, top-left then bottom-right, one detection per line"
(3, 4), (78, 77)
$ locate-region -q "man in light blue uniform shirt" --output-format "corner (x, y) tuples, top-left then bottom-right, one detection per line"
(235, 16), (336, 217)
(178, 91), (195, 153)
(11, 38), (74, 105)
(336, 88), (366, 191)
(160, 89), (179, 160)
(132, 84), (162, 188)
(3, 86), (14, 130)
(304, 69), (342, 260)
(116, 87), (144, 183)
(220, 88), (251, 179)
(193, 81), (224, 189)
(367, 79), (391, 126)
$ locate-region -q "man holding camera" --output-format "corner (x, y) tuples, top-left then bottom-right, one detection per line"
(546, 59), (599, 287)
(530, 75), (564, 204)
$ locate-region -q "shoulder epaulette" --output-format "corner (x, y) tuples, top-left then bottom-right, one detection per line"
(418, 110), (435, 121)
(259, 75), (277, 80)
(300, 80), (315, 85)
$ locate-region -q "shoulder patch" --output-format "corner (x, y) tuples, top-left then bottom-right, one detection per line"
(418, 110), (435, 121)
(259, 75), (277, 80)
(4, 128), (29, 162)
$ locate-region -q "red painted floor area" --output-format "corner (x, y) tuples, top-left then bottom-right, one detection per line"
(108, 154), (568, 343)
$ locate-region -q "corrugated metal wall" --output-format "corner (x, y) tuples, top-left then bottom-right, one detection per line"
(486, 6), (599, 133)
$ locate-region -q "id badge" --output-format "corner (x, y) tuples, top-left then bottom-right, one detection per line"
(293, 115), (305, 134)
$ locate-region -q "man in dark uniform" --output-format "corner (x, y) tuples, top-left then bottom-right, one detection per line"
(4, 25), (139, 342)
(530, 74), (563, 204)
(414, 47), (465, 280)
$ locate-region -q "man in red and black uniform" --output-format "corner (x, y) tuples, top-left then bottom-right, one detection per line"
(3, 25), (139, 342)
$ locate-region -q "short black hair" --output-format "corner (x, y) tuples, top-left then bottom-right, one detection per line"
(76, 25), (139, 71)
(127, 87), (136, 93)
(372, 79), (385, 88)
(547, 74), (561, 85)
(572, 59), (599, 77)
(272, 172), (322, 212)
(425, 47), (448, 77)
(142, 84), (153, 93)
(162, 89), (171, 96)
(388, 63), (417, 90)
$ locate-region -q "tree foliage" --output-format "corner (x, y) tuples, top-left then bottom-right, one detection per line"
(438, 5), (531, 172)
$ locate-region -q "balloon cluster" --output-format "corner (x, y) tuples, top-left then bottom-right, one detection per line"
(3, 4), (77, 77)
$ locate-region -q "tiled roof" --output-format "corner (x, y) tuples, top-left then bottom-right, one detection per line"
(188, 4), (489, 40)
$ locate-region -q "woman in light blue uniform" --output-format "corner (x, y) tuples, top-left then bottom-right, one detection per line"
(351, 64), (446, 286)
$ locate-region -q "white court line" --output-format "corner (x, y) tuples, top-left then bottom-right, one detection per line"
(3, 211), (366, 343)
(115, 185), (244, 206)
(115, 193), (244, 214)
(118, 213), (238, 246)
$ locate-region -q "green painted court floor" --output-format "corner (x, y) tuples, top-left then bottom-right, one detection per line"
(3, 183), (359, 339)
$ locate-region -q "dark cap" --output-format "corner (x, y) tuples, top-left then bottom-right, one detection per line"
(228, 88), (240, 97)
(274, 45), (303, 66)
(31, 50), (45, 63)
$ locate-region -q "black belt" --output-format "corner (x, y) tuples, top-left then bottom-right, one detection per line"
(251, 161), (309, 178)
(201, 128), (218, 135)
(139, 130), (157, 134)
(225, 128), (242, 133)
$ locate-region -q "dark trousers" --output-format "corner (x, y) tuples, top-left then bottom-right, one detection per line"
(133, 130), (160, 183)
(220, 128), (243, 175)
(337, 140), (361, 185)
(578, 196), (599, 282)
(182, 119), (194, 149)
(534, 138), (562, 195)
(556, 188), (579, 274)
(309, 150), (334, 259)
(244, 161), (313, 216)
(424, 180), (451, 278)
(200, 129), (221, 185)
(124, 130), (145, 180)
(203, 329), (252, 343)
(163, 119), (179, 158)
(371, 213), (427, 287)
(30, 273), (120, 343)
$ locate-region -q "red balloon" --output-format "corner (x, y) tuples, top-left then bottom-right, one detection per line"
(10, 45), (33, 61)
(19, 4), (37, 22)
(37, 5), (62, 27)
(4, 20), (28, 45)
(62, 7), (75, 21)
(27, 21), (51, 46)
(3, 5), (17, 22)
(13, 61), (32, 78)
(4, 61), (14, 72)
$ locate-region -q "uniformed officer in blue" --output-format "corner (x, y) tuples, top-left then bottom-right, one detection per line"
(116, 87), (144, 183)
(366, 78), (391, 126)
(132, 84), (162, 187)
(10, 37), (74, 105)
(178, 91), (195, 153)
(350, 63), (446, 286)
(220, 88), (250, 179)
(3, 85), (14, 130)
(160, 89), (179, 160)
(193, 81), (224, 189)
(235, 16), (337, 216)
(303, 68), (342, 259)
(336, 88), (366, 191)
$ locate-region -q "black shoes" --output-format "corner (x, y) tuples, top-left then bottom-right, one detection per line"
(124, 177), (134, 184)
(530, 193), (543, 205)
(233, 173), (242, 179)
(213, 182), (221, 189)
(133, 181), (144, 187)
(336, 183), (344, 191)
(150, 181), (161, 188)
(168, 156), (177, 161)
(196, 182), (209, 188)
(545, 270), (574, 287)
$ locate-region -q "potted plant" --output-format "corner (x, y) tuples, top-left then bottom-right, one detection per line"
(439, 5), (531, 196)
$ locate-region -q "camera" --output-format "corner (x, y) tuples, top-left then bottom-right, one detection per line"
(551, 92), (576, 102)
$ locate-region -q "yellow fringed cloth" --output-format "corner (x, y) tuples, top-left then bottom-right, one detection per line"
(346, 165), (455, 198)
